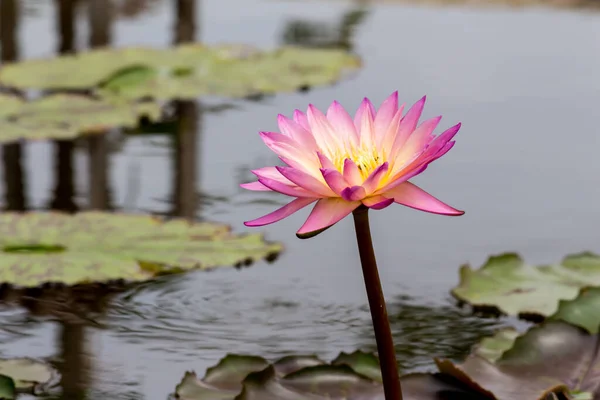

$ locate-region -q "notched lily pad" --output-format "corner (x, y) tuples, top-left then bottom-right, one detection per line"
(174, 352), (489, 400)
(0, 212), (282, 288)
(0, 93), (160, 144)
(437, 287), (600, 400)
(0, 44), (361, 101)
(0, 358), (59, 397)
(451, 252), (600, 318)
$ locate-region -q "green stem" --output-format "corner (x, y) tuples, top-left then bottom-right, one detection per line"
(352, 205), (403, 400)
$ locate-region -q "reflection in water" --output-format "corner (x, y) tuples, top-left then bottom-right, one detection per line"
(49, 140), (79, 212)
(1, 0), (27, 212)
(87, 0), (114, 211)
(171, 0), (201, 220)
(356, 296), (522, 371)
(281, 2), (369, 50)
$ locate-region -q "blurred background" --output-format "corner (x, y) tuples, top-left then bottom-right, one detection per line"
(0, 0), (599, 399)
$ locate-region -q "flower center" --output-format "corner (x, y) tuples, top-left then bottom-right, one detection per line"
(331, 146), (384, 180)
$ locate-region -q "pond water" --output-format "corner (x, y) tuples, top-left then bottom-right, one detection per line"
(1, 0), (600, 399)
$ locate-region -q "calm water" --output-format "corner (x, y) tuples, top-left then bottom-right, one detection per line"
(1, 0), (600, 399)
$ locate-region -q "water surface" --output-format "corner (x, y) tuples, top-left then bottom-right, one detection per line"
(1, 0), (599, 398)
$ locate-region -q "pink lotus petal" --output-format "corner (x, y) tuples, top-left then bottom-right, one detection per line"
(276, 166), (335, 197)
(398, 115), (441, 158)
(240, 181), (271, 191)
(353, 97), (376, 132)
(259, 177), (318, 198)
(374, 91), (398, 144)
(341, 185), (367, 201)
(383, 182), (464, 216)
(252, 166), (293, 184)
(317, 151), (336, 170)
(326, 101), (359, 146)
(245, 197), (317, 227)
(277, 114), (317, 151)
(362, 195), (394, 210)
(379, 105), (405, 153)
(307, 104), (342, 153)
(376, 163), (428, 194)
(320, 168), (349, 194)
(390, 96), (426, 157)
(259, 132), (319, 174)
(362, 162), (389, 194)
(343, 158), (362, 186)
(355, 99), (376, 148)
(293, 109), (310, 131)
(296, 198), (360, 238)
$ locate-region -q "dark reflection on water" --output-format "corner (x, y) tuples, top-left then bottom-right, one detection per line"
(2, 0), (600, 399)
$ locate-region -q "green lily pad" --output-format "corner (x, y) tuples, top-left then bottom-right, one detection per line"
(0, 44), (361, 101)
(0, 212), (281, 288)
(0, 93), (160, 144)
(0, 375), (15, 400)
(0, 358), (58, 396)
(451, 252), (600, 318)
(436, 286), (600, 400)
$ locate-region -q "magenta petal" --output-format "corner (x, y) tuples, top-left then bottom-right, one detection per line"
(252, 166), (292, 183)
(307, 104), (342, 152)
(383, 182), (464, 216)
(391, 96), (426, 155)
(343, 158), (362, 186)
(341, 185), (367, 201)
(293, 109), (311, 131)
(240, 181), (271, 191)
(276, 166), (335, 197)
(362, 162), (389, 194)
(296, 198), (360, 239)
(277, 114), (317, 151)
(317, 152), (336, 170)
(362, 195), (394, 210)
(353, 98), (376, 132)
(321, 168), (349, 194)
(326, 101), (359, 145)
(245, 197), (317, 227)
(374, 91), (398, 142)
(259, 131), (317, 173)
(259, 178), (317, 198)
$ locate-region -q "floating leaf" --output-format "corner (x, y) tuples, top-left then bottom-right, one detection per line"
(0, 212), (282, 288)
(437, 287), (600, 400)
(0, 358), (58, 396)
(451, 252), (600, 318)
(0, 375), (15, 400)
(174, 352), (487, 400)
(0, 93), (161, 144)
(0, 44), (361, 101)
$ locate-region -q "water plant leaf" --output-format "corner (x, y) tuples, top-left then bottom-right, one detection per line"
(0, 212), (282, 288)
(0, 44), (361, 101)
(451, 252), (600, 318)
(0, 358), (58, 396)
(0, 375), (15, 400)
(436, 286), (600, 400)
(0, 93), (160, 144)
(174, 352), (489, 400)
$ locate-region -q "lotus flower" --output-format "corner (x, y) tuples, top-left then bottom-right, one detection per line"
(242, 91), (464, 238)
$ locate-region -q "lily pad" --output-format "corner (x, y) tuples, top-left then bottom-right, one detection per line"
(0, 44), (361, 101)
(0, 211), (281, 288)
(174, 351), (486, 400)
(0, 93), (160, 144)
(0, 358), (59, 396)
(174, 288), (600, 399)
(436, 286), (600, 400)
(0, 375), (15, 400)
(451, 252), (600, 318)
